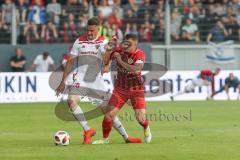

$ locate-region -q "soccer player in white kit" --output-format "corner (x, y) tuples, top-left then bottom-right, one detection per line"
(170, 68), (221, 100)
(56, 17), (140, 144)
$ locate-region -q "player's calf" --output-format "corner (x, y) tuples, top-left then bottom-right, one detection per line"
(135, 109), (152, 143)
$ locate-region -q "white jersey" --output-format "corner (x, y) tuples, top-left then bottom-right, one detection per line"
(33, 54), (54, 72)
(70, 35), (108, 59)
(67, 36), (109, 95)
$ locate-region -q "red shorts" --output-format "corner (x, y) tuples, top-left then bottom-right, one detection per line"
(108, 88), (146, 109)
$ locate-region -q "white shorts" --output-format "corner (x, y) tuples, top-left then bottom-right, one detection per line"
(185, 77), (205, 92)
(64, 67), (109, 103)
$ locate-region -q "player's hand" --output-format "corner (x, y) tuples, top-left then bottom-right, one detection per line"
(55, 82), (65, 97)
(101, 65), (110, 75)
(113, 52), (122, 62)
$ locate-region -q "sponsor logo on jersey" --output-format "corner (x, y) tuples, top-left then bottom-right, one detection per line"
(128, 58), (133, 64)
(95, 45), (100, 49)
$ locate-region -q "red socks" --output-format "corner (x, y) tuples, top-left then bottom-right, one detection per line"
(102, 118), (113, 139)
(139, 119), (149, 129)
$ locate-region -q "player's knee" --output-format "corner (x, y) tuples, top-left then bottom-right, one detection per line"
(67, 98), (78, 109)
(105, 111), (116, 121)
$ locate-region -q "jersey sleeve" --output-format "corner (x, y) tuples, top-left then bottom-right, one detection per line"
(110, 47), (123, 59)
(70, 39), (79, 56)
(135, 51), (146, 64)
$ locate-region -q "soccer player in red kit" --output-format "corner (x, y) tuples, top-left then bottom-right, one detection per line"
(170, 68), (221, 100)
(93, 34), (152, 144)
(56, 17), (139, 145)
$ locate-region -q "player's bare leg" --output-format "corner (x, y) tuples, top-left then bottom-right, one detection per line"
(206, 85), (213, 100)
(134, 109), (152, 143)
(170, 90), (186, 101)
(237, 85), (240, 100)
(97, 95), (140, 144)
(170, 84), (195, 101)
(224, 85), (230, 100)
(92, 106), (142, 144)
(67, 95), (96, 144)
(92, 106), (118, 144)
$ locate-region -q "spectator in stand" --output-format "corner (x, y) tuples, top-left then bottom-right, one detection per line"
(123, 8), (136, 25)
(77, 14), (88, 36)
(171, 10), (183, 41)
(29, 0), (45, 6)
(60, 11), (80, 43)
(97, 0), (113, 19)
(16, 0), (28, 25)
(228, 0), (239, 15)
(0, 19), (8, 31)
(59, 22), (70, 43)
(1, 0), (14, 25)
(46, 0), (61, 26)
(137, 0), (152, 18)
(207, 20), (229, 43)
(153, 18), (164, 41)
(23, 21), (40, 43)
(237, 9), (240, 35)
(122, 0), (138, 13)
(0, 19), (10, 43)
(99, 20), (112, 40)
(59, 13), (77, 43)
(155, 0), (164, 11)
(214, 3), (227, 17)
(225, 15), (240, 41)
(28, 52), (55, 72)
(112, 0), (123, 18)
(27, 0), (46, 25)
(181, 18), (200, 42)
(9, 47), (26, 72)
(107, 7), (122, 28)
(41, 21), (58, 43)
(183, 0), (200, 21)
(16, 0), (28, 44)
(110, 23), (123, 42)
(197, 1), (206, 19)
(222, 7), (234, 24)
(139, 21), (154, 42)
(125, 23), (138, 37)
(142, 10), (151, 23)
(68, 13), (77, 37)
(152, 8), (164, 26)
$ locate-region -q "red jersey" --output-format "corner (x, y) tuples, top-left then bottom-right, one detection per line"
(111, 47), (145, 91)
(199, 69), (215, 97)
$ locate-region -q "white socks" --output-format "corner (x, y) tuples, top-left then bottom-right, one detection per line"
(71, 105), (90, 131)
(113, 117), (128, 141)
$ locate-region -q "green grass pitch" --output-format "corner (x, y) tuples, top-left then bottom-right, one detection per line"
(0, 101), (240, 160)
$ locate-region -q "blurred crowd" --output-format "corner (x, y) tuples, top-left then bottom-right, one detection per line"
(0, 0), (240, 44)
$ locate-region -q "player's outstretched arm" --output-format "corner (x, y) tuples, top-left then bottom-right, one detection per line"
(102, 36), (117, 66)
(55, 55), (75, 96)
(102, 50), (112, 66)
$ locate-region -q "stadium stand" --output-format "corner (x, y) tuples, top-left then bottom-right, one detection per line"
(0, 0), (240, 44)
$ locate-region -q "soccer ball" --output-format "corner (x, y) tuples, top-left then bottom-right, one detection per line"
(54, 130), (70, 146)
